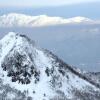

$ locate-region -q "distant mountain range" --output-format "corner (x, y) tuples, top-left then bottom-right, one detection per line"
(0, 13), (99, 27)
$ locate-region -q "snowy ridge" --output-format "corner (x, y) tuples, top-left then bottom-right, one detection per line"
(0, 32), (100, 100)
(0, 13), (96, 27)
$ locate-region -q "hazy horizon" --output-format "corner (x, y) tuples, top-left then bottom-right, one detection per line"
(0, 2), (100, 19)
(0, 24), (100, 72)
(0, 0), (100, 72)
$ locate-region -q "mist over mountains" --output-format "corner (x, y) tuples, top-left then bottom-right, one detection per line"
(0, 13), (100, 71)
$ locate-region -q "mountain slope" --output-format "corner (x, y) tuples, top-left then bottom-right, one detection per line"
(0, 13), (95, 27)
(83, 72), (100, 86)
(0, 32), (100, 100)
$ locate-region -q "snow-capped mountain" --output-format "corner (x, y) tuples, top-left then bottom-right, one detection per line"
(0, 13), (96, 27)
(0, 32), (100, 100)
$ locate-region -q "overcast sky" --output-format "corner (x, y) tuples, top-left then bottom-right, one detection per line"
(0, 0), (100, 7)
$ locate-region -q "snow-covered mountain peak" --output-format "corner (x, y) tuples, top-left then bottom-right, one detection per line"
(1, 32), (34, 46)
(0, 32), (52, 85)
(1, 32), (17, 41)
(0, 32), (36, 65)
(0, 32), (100, 100)
(5, 32), (17, 37)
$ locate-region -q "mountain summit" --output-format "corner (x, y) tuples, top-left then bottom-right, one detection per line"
(0, 32), (100, 100)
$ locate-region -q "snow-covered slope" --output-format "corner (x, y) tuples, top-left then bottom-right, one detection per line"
(0, 32), (100, 100)
(83, 72), (100, 86)
(0, 13), (95, 27)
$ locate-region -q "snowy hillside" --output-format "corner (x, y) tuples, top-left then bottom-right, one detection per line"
(0, 32), (100, 100)
(0, 13), (96, 27)
(83, 72), (100, 86)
